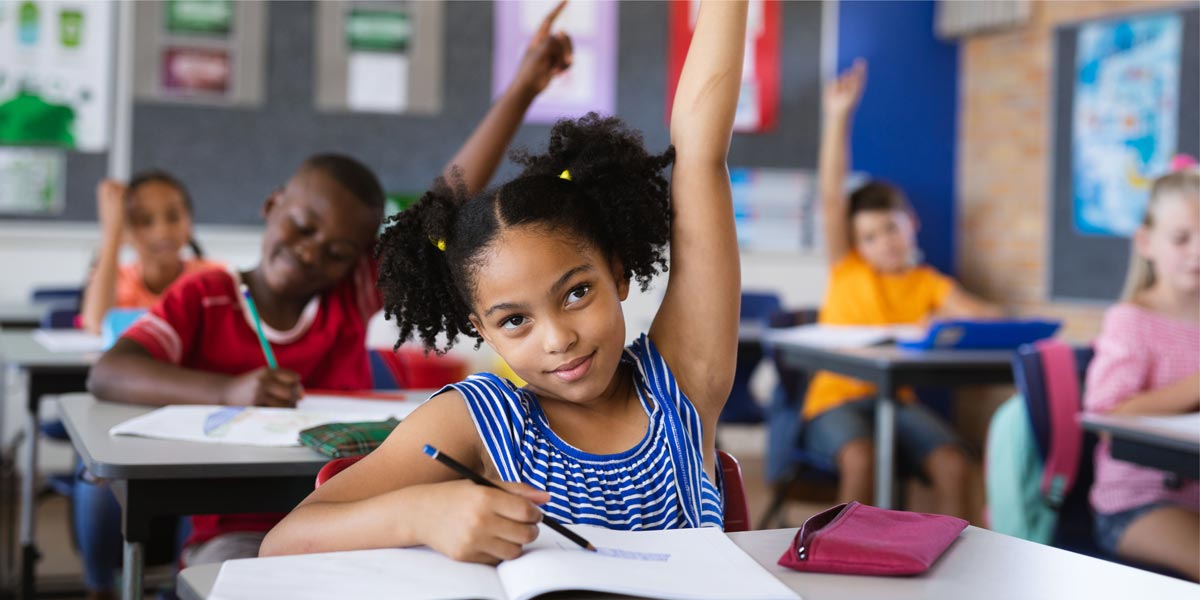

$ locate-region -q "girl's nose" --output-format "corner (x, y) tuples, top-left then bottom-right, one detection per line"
(542, 317), (578, 355)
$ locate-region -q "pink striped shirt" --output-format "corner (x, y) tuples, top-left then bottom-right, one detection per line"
(1084, 303), (1200, 514)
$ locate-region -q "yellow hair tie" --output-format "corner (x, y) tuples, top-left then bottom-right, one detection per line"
(430, 237), (446, 252)
(559, 169), (572, 181)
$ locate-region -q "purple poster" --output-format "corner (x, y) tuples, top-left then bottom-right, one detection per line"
(492, 0), (618, 124)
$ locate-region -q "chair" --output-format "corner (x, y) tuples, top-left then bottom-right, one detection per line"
(722, 292), (783, 424)
(758, 308), (837, 529)
(367, 347), (468, 390)
(31, 286), (82, 307)
(314, 451), (754, 533)
(716, 449), (750, 533)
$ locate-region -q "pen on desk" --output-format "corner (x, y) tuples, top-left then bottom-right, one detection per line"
(240, 284), (278, 369)
(422, 444), (596, 552)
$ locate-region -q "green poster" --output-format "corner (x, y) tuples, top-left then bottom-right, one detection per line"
(345, 9), (409, 52)
(166, 0), (233, 36)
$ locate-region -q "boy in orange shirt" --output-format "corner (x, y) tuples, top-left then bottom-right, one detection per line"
(807, 61), (1001, 518)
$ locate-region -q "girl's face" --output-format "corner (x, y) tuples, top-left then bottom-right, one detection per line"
(126, 181), (193, 265)
(852, 209), (917, 273)
(468, 226), (631, 406)
(259, 168), (379, 299)
(1137, 192), (1200, 295)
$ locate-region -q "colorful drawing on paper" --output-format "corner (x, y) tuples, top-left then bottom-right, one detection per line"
(492, 0), (617, 124)
(1071, 13), (1182, 237)
(0, 0), (114, 150)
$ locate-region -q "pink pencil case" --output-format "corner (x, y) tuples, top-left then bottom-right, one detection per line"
(777, 501), (967, 576)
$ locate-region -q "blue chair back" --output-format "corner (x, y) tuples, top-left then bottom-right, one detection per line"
(722, 292), (785, 424)
(40, 307), (79, 329)
(740, 291), (783, 322)
(31, 286), (82, 308)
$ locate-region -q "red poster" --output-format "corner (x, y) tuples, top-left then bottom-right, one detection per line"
(667, 0), (780, 133)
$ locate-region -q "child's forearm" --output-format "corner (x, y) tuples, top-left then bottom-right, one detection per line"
(260, 485), (428, 557)
(818, 113), (851, 261)
(442, 82), (538, 197)
(80, 234), (122, 334)
(88, 340), (233, 406)
(1109, 373), (1200, 416)
(669, 1), (746, 159)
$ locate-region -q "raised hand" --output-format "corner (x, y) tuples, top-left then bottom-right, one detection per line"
(512, 0), (574, 96)
(824, 59), (867, 121)
(96, 179), (128, 237)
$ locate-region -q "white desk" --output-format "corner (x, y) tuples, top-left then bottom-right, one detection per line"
(1081, 412), (1200, 479)
(175, 526), (1197, 599)
(0, 330), (96, 598)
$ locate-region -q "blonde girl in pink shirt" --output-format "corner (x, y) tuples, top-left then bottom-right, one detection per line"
(1084, 163), (1199, 581)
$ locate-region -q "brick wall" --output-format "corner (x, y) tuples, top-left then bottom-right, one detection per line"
(957, 0), (1176, 342)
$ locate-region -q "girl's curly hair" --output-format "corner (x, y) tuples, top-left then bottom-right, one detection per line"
(377, 113), (674, 353)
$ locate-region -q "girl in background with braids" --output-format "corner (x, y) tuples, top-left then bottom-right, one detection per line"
(261, 0), (747, 564)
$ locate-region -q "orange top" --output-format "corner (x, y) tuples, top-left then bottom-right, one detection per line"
(115, 258), (223, 309)
(802, 252), (955, 419)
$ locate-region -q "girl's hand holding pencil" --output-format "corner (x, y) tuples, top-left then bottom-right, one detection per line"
(409, 477), (550, 565)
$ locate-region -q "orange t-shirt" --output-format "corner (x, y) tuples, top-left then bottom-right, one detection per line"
(802, 252), (955, 419)
(115, 258), (223, 309)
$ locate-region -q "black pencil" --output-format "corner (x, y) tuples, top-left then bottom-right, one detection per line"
(422, 444), (597, 552)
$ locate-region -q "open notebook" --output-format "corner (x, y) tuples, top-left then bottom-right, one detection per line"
(109, 391), (435, 447)
(209, 525), (799, 600)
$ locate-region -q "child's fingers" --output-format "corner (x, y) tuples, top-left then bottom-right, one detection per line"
(537, 0), (568, 38)
(556, 32), (574, 70)
(475, 535), (526, 563)
(496, 481), (551, 507)
(487, 515), (541, 548)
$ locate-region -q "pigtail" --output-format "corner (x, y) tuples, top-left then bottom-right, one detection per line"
(188, 237), (205, 259)
(511, 113), (675, 291)
(377, 174), (477, 353)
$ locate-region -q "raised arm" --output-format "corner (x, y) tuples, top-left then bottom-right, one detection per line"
(649, 0), (747, 414)
(441, 1), (572, 195)
(80, 180), (127, 333)
(819, 60), (866, 263)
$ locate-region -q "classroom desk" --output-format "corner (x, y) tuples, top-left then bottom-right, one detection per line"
(1081, 413), (1200, 480)
(58, 394), (329, 600)
(0, 330), (96, 599)
(766, 339), (1014, 509)
(175, 525), (1197, 600)
(0, 302), (45, 330)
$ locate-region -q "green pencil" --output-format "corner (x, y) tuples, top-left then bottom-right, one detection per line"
(240, 284), (278, 369)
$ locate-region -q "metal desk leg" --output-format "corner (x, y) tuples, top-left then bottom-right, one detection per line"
(874, 395), (896, 509)
(122, 540), (144, 600)
(18, 369), (37, 600)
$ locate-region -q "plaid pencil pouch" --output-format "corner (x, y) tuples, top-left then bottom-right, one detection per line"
(298, 418), (401, 458)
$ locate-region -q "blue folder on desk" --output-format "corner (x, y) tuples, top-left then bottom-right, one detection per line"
(897, 319), (1061, 351)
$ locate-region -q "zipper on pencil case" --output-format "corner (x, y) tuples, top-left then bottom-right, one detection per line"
(794, 502), (853, 561)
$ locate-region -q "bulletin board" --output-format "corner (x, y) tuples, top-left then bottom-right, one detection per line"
(7, 0), (824, 225)
(1049, 5), (1199, 302)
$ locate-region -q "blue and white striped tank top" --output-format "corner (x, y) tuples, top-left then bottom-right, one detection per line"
(441, 334), (724, 530)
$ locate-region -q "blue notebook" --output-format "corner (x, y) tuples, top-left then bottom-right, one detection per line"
(896, 319), (1061, 351)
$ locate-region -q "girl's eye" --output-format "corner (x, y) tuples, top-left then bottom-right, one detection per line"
(500, 315), (527, 330)
(566, 284), (590, 305)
